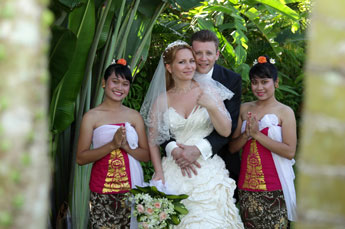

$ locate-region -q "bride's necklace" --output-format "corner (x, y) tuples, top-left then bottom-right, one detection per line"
(171, 82), (193, 94)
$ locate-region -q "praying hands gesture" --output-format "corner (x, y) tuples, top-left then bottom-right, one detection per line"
(111, 126), (127, 150)
(245, 112), (261, 139)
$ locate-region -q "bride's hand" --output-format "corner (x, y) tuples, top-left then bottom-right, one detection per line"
(196, 89), (216, 110)
(197, 90), (217, 110)
(152, 171), (165, 184)
(181, 164), (199, 178)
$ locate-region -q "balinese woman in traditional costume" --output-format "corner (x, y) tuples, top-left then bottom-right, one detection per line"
(229, 56), (297, 228)
(76, 59), (150, 228)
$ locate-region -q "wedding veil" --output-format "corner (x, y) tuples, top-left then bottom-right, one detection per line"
(140, 55), (170, 145)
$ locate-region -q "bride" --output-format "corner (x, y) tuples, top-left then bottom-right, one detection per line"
(140, 41), (243, 228)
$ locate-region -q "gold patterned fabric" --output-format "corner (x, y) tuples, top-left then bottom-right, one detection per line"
(242, 140), (267, 190)
(102, 149), (131, 194)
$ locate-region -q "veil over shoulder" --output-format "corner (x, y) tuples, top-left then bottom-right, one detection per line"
(194, 74), (234, 120)
(140, 56), (170, 145)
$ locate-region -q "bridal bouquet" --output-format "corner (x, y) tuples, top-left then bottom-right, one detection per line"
(129, 184), (188, 229)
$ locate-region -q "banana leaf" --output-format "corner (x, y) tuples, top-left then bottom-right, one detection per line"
(58, 0), (84, 11)
(97, 0), (118, 50)
(169, 0), (202, 10)
(50, 0), (96, 133)
(244, 7), (284, 58)
(128, 0), (167, 73)
(255, 0), (300, 20)
(49, 26), (77, 95)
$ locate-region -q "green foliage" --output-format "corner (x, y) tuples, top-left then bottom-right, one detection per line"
(49, 26), (77, 95)
(122, 72), (150, 111)
(153, 0), (308, 119)
(50, 0), (96, 134)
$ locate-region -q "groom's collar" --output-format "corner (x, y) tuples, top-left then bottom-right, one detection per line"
(194, 67), (214, 80)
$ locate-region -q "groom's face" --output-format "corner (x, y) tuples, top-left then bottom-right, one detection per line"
(192, 41), (219, 74)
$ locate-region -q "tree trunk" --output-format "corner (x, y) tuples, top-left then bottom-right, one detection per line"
(296, 0), (345, 228)
(0, 0), (50, 228)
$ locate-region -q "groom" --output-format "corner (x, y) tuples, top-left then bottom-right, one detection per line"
(165, 30), (242, 192)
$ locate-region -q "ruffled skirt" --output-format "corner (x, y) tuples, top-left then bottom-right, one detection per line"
(162, 155), (244, 229)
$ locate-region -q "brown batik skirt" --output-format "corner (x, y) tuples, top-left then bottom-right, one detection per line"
(238, 190), (289, 229)
(89, 192), (131, 229)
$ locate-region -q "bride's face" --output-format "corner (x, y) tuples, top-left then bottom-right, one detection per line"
(166, 48), (196, 81)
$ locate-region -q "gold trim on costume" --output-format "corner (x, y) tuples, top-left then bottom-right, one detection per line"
(102, 149), (130, 193)
(242, 140), (267, 190)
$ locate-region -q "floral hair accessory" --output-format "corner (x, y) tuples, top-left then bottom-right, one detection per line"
(253, 56), (275, 65)
(117, 58), (127, 66)
(258, 56), (267, 64)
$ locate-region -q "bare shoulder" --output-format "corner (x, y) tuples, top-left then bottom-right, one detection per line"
(241, 101), (255, 110)
(80, 107), (100, 129)
(277, 102), (296, 122)
(83, 107), (99, 121)
(240, 101), (255, 115)
(122, 106), (144, 125)
(126, 107), (142, 119)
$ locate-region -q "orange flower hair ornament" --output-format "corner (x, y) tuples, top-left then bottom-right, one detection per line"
(111, 58), (127, 66)
(258, 56), (267, 63)
(117, 58), (127, 66)
(253, 56), (275, 65)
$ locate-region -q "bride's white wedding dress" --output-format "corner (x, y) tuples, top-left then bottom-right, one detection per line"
(161, 106), (244, 229)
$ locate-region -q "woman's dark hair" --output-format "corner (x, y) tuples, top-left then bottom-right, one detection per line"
(249, 56), (278, 82)
(104, 60), (133, 83)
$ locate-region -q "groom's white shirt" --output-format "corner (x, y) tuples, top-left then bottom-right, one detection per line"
(165, 68), (214, 160)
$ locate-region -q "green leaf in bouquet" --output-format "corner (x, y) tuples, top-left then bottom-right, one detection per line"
(173, 202), (188, 215)
(150, 186), (166, 197)
(170, 214), (181, 225)
(129, 189), (141, 195)
(165, 194), (189, 200)
(137, 214), (145, 222)
(134, 185), (152, 193)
